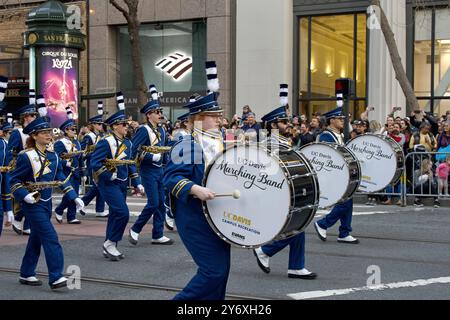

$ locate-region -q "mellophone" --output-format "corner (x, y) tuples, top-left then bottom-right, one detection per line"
(201, 134), (405, 249)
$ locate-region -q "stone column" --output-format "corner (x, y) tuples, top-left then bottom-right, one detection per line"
(235, 0), (293, 120)
(368, 0), (407, 124)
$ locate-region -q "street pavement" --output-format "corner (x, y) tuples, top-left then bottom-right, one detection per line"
(0, 194), (449, 300)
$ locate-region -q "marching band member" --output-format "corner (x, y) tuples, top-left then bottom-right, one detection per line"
(9, 90), (40, 236)
(0, 76), (13, 236)
(314, 107), (359, 244)
(80, 102), (107, 217)
(163, 61), (231, 300)
(128, 85), (173, 246)
(90, 92), (143, 261)
(10, 117), (85, 289)
(253, 84), (317, 280)
(164, 111), (193, 231)
(54, 106), (83, 224)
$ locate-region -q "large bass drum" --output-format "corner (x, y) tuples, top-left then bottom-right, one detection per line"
(203, 144), (319, 249)
(300, 143), (361, 209)
(346, 134), (404, 193)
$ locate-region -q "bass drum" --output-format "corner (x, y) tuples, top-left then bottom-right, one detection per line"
(346, 134), (404, 193)
(300, 143), (361, 209)
(203, 144), (319, 249)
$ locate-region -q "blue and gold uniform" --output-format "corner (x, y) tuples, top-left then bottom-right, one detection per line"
(9, 93), (41, 235)
(129, 85), (173, 245)
(253, 85), (317, 280)
(314, 107), (359, 244)
(0, 136), (13, 237)
(54, 109), (84, 224)
(163, 61), (231, 300)
(80, 102), (106, 216)
(10, 117), (83, 289)
(90, 93), (142, 261)
(0, 76), (13, 236)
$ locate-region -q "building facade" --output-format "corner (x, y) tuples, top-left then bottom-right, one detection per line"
(0, 0), (449, 124)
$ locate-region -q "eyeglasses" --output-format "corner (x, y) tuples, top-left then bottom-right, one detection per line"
(117, 122), (128, 127)
(153, 110), (163, 115)
(68, 128), (77, 132)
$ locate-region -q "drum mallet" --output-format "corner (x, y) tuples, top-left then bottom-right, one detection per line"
(215, 190), (241, 199)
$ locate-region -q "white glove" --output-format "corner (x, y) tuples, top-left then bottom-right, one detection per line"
(66, 161), (72, 168)
(152, 153), (162, 162)
(136, 184), (145, 194)
(110, 172), (118, 181)
(24, 192), (39, 204)
(6, 211), (14, 225)
(74, 198), (85, 212)
(82, 176), (88, 183)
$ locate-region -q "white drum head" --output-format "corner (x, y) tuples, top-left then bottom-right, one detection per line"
(203, 145), (290, 248)
(346, 134), (398, 193)
(300, 143), (350, 209)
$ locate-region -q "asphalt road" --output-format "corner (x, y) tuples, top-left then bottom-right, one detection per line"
(0, 195), (449, 300)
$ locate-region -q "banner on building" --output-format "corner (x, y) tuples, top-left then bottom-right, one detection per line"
(36, 47), (79, 128)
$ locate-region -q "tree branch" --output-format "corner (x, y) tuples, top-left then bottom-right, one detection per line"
(109, 0), (130, 20)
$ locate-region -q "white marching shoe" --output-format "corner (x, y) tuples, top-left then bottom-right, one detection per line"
(12, 220), (23, 235)
(128, 229), (139, 245)
(103, 240), (122, 261)
(288, 268), (318, 280)
(19, 276), (42, 286)
(50, 277), (68, 290)
(314, 222), (327, 241)
(165, 215), (175, 231)
(23, 229), (31, 236)
(337, 235), (360, 244)
(96, 212), (109, 218)
(152, 236), (174, 245)
(55, 213), (63, 224)
(253, 247), (270, 274)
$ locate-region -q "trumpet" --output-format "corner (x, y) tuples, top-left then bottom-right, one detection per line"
(61, 150), (85, 160)
(104, 159), (137, 173)
(141, 146), (172, 154)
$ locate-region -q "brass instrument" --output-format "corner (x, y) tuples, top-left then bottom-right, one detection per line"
(84, 145), (96, 155)
(0, 157), (17, 172)
(104, 159), (137, 173)
(141, 146), (172, 154)
(60, 150), (85, 160)
(23, 181), (66, 203)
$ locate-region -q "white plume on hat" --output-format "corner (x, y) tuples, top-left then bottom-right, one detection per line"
(66, 106), (74, 120)
(148, 85), (159, 101)
(206, 61), (220, 93)
(0, 76), (8, 102)
(97, 101), (104, 116)
(279, 84), (288, 107)
(29, 89), (36, 105)
(189, 95), (197, 103)
(116, 92), (125, 111)
(7, 113), (13, 124)
(36, 94), (47, 117)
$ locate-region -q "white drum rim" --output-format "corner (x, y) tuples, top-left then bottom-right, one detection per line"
(202, 144), (294, 249)
(346, 133), (404, 193)
(299, 142), (361, 209)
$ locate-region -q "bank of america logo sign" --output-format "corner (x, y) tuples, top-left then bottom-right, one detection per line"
(156, 53), (193, 81)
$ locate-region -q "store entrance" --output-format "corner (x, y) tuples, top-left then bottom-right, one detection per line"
(297, 13), (367, 120)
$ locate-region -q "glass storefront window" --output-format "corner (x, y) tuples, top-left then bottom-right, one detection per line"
(414, 8), (450, 116)
(118, 20), (207, 120)
(298, 13), (367, 118)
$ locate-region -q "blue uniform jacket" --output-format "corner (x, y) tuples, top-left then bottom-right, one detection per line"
(132, 124), (168, 169)
(8, 129), (26, 157)
(81, 132), (102, 169)
(10, 148), (78, 204)
(91, 134), (141, 186)
(0, 139), (12, 212)
(163, 135), (205, 209)
(54, 138), (83, 179)
(318, 130), (341, 144)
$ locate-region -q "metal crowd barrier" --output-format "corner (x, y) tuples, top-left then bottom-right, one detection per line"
(356, 151), (450, 207)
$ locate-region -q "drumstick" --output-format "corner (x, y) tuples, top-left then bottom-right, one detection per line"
(215, 190), (241, 199)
